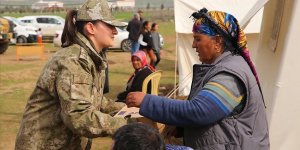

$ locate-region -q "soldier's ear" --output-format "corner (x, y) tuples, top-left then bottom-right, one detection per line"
(85, 22), (96, 35)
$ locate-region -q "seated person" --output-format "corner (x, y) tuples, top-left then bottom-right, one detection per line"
(117, 51), (155, 102)
(111, 123), (193, 150)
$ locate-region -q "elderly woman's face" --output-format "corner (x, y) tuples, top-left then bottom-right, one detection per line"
(132, 56), (143, 70)
(192, 33), (222, 64)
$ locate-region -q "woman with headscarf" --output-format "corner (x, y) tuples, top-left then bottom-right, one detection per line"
(117, 51), (155, 102)
(125, 8), (269, 150)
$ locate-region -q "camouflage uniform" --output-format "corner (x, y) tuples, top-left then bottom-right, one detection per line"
(15, 0), (127, 149)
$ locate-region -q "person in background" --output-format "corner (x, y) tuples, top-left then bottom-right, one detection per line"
(137, 10), (144, 23)
(127, 13), (142, 55)
(151, 23), (162, 67)
(111, 123), (193, 150)
(138, 21), (156, 67)
(117, 51), (155, 102)
(37, 28), (42, 43)
(15, 0), (129, 149)
(126, 8), (269, 149)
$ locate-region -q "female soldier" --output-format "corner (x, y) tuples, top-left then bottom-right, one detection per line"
(15, 0), (127, 149)
(126, 8), (269, 150)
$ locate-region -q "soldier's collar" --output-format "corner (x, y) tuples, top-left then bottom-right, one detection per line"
(76, 32), (107, 70)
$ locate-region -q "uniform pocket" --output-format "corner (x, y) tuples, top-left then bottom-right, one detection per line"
(70, 74), (92, 100)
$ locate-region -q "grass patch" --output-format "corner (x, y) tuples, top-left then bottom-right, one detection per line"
(2, 12), (67, 18)
(114, 11), (133, 22)
(2, 11), (134, 20)
(0, 79), (33, 87)
(2, 9), (174, 22)
(0, 88), (30, 150)
(0, 63), (37, 72)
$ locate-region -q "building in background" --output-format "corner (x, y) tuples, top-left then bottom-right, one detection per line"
(32, 0), (64, 10)
(0, 0), (84, 9)
(115, 0), (135, 8)
(135, 0), (173, 8)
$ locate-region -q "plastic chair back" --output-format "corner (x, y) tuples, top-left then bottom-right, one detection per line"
(142, 70), (163, 95)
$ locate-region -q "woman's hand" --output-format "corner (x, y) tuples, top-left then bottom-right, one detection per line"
(126, 92), (146, 108)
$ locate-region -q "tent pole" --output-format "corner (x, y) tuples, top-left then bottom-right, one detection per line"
(174, 33), (178, 99)
(240, 0), (269, 28)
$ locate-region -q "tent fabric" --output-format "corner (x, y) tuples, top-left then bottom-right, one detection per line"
(174, 0), (265, 95)
(174, 0), (264, 34)
(254, 0), (300, 149)
(240, 0), (269, 29)
(176, 33), (198, 95)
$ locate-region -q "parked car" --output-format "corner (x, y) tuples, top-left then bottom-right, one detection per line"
(4, 16), (38, 44)
(53, 27), (132, 51)
(53, 24), (164, 52)
(18, 15), (64, 40)
(113, 27), (131, 51)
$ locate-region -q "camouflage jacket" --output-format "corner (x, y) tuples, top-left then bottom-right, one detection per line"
(15, 32), (127, 150)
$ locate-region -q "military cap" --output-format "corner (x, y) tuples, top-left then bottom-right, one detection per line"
(77, 0), (125, 27)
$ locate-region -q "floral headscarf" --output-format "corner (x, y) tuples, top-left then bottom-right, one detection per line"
(191, 8), (260, 86)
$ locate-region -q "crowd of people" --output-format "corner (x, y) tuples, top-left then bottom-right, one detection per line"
(127, 10), (163, 68)
(14, 0), (270, 150)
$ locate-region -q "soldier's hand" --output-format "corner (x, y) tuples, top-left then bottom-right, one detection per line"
(126, 92), (146, 108)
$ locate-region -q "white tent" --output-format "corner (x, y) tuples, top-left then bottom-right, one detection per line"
(255, 0), (300, 149)
(174, 0), (265, 95)
(174, 0), (300, 149)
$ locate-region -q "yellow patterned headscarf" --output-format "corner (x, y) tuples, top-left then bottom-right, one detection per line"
(191, 8), (260, 86)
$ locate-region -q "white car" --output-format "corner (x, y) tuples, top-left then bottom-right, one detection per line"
(18, 15), (64, 39)
(53, 27), (132, 51)
(53, 25), (164, 52)
(4, 16), (38, 44)
(113, 27), (131, 51)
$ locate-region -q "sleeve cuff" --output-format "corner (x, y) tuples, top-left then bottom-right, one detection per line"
(139, 94), (152, 116)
